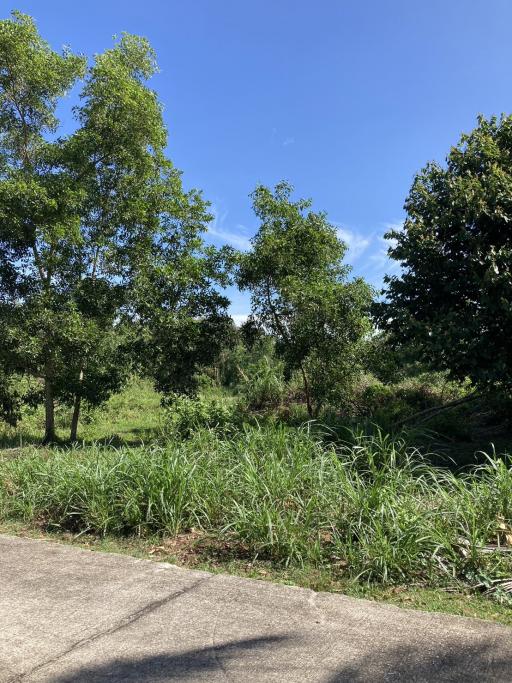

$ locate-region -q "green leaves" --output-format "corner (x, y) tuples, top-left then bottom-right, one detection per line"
(0, 11), (85, 153)
(380, 115), (512, 393)
(238, 182), (373, 415)
(0, 11), (231, 439)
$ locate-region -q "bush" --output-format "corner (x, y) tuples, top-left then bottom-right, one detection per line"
(356, 373), (470, 433)
(240, 355), (286, 410)
(216, 337), (286, 410)
(163, 393), (242, 438)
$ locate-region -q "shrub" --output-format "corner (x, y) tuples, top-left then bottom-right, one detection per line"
(217, 336), (286, 411)
(356, 373), (471, 434)
(163, 393), (242, 438)
(240, 355), (286, 410)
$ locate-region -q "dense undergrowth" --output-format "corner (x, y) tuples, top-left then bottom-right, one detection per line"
(1, 376), (512, 621)
(1, 423), (511, 601)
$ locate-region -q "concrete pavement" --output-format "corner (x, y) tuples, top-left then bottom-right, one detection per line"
(1, 534), (511, 682)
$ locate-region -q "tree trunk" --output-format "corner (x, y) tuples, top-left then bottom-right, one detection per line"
(300, 364), (313, 418)
(70, 369), (84, 441)
(42, 375), (56, 444)
(70, 394), (81, 442)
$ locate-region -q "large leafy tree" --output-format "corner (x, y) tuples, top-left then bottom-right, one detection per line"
(380, 115), (512, 393)
(238, 182), (372, 416)
(0, 12), (230, 442)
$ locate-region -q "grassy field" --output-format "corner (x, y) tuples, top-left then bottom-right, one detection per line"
(1, 378), (511, 626)
(0, 377), (165, 448)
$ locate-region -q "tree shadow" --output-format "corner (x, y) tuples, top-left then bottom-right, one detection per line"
(84, 426), (166, 448)
(0, 425), (167, 452)
(45, 631), (512, 682)
(0, 431), (46, 451)
(51, 635), (290, 682)
(326, 639), (512, 682)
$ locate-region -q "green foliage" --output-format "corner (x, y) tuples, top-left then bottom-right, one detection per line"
(358, 373), (465, 419)
(0, 371), (41, 427)
(217, 335), (286, 410)
(363, 333), (427, 384)
(0, 11), (86, 144)
(239, 352), (286, 410)
(139, 311), (233, 398)
(1, 426), (511, 592)
(238, 182), (373, 416)
(163, 393), (241, 438)
(0, 11), (230, 441)
(2, 16), (512, 617)
(380, 114), (512, 393)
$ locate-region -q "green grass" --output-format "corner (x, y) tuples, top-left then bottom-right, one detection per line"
(0, 376), (165, 449)
(1, 379), (511, 626)
(79, 377), (165, 444)
(1, 424), (511, 586)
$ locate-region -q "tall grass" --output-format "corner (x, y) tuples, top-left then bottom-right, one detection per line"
(0, 425), (511, 588)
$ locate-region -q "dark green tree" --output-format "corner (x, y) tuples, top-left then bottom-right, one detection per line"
(379, 115), (512, 393)
(238, 182), (373, 416)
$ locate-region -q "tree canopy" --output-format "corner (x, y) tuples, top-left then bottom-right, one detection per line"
(3, 11), (511, 443)
(238, 182), (372, 416)
(379, 115), (512, 394)
(0, 11), (230, 441)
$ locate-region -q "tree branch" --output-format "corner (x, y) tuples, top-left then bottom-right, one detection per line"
(393, 392), (480, 429)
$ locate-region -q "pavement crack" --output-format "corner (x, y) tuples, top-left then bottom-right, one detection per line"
(9, 574), (213, 682)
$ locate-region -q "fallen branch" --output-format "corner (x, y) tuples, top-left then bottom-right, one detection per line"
(393, 392), (480, 429)
(478, 545), (512, 554)
(473, 577), (512, 595)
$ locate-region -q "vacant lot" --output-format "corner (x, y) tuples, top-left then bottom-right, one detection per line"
(1, 379), (511, 626)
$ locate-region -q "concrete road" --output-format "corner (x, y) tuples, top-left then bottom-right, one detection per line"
(1, 535), (511, 682)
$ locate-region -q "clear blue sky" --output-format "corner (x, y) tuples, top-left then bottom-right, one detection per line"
(10, 1), (512, 320)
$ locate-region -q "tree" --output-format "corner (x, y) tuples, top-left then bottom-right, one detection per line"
(0, 12), (230, 441)
(131, 237), (233, 398)
(237, 182), (373, 416)
(379, 115), (512, 393)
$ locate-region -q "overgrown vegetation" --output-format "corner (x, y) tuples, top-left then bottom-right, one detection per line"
(1, 408), (511, 606)
(1, 9), (512, 626)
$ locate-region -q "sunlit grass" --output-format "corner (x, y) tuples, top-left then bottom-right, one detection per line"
(1, 424), (511, 593)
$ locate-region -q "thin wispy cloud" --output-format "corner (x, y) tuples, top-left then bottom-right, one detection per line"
(334, 225), (372, 261)
(207, 206), (252, 250)
(208, 225), (251, 250)
(207, 204), (404, 303)
(362, 232), (402, 289)
(368, 237), (393, 270)
(283, 136), (295, 147)
(383, 220), (405, 233)
(374, 221), (403, 271)
(330, 220), (405, 290)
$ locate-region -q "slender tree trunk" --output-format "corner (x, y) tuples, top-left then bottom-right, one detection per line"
(42, 375), (56, 444)
(70, 369), (84, 441)
(300, 364), (313, 418)
(313, 401), (322, 419)
(70, 394), (81, 442)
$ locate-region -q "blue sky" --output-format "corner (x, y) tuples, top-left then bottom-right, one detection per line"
(10, 1), (512, 321)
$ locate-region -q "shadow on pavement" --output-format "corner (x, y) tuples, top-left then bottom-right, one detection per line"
(327, 638), (512, 682)
(47, 631), (512, 682)
(51, 635), (290, 682)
